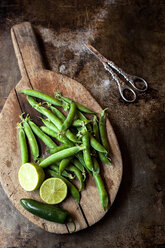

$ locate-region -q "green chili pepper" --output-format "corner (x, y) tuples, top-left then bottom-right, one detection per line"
(59, 157), (73, 175)
(92, 173), (109, 211)
(22, 116), (39, 162)
(99, 108), (109, 152)
(39, 146), (85, 168)
(19, 89), (62, 107)
(47, 169), (80, 203)
(82, 132), (94, 172)
(28, 120), (57, 149)
(20, 198), (73, 223)
(67, 165), (84, 191)
(18, 122), (29, 165)
(55, 91), (95, 114)
(49, 164), (75, 179)
(47, 144), (68, 154)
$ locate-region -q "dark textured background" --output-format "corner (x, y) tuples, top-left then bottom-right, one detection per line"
(0, 0), (165, 247)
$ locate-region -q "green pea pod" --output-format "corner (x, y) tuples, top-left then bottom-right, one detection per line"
(37, 105), (63, 130)
(27, 96), (43, 114)
(92, 173), (109, 211)
(72, 158), (85, 173)
(77, 111), (92, 131)
(93, 115), (99, 140)
(20, 89), (62, 107)
(72, 119), (92, 127)
(49, 164), (75, 180)
(18, 122), (29, 165)
(39, 146), (85, 168)
(93, 157), (100, 174)
(49, 105), (66, 122)
(40, 126), (73, 147)
(28, 120), (57, 149)
(93, 115), (111, 165)
(55, 91), (95, 114)
(67, 165), (84, 191)
(82, 133), (94, 172)
(37, 158), (45, 163)
(98, 152), (112, 165)
(59, 157), (73, 175)
(40, 116), (79, 143)
(22, 118), (39, 162)
(20, 198), (73, 223)
(75, 152), (91, 174)
(47, 169), (80, 203)
(27, 96), (63, 130)
(61, 101), (77, 132)
(76, 103), (95, 115)
(40, 118), (59, 133)
(90, 135), (108, 154)
(65, 129), (80, 143)
(72, 158), (86, 181)
(47, 144), (68, 154)
(99, 108), (109, 152)
(75, 152), (85, 166)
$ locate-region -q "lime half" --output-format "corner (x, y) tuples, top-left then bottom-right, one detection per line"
(40, 178), (67, 204)
(18, 163), (45, 191)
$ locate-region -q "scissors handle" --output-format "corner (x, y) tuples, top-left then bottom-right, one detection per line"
(107, 61), (148, 92)
(105, 64), (136, 103)
(125, 75), (148, 92)
(116, 78), (137, 103)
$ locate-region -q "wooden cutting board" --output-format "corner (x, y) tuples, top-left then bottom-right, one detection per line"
(0, 22), (122, 234)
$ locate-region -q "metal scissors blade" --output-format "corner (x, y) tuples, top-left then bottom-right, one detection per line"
(85, 44), (148, 103)
(85, 44), (109, 67)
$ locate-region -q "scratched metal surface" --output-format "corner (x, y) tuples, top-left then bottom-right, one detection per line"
(0, 0), (165, 247)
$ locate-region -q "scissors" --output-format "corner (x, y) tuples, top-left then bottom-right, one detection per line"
(85, 44), (148, 103)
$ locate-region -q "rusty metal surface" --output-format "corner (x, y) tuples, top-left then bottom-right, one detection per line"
(0, 0), (165, 247)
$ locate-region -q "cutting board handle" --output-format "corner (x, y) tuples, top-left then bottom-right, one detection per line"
(11, 22), (44, 78)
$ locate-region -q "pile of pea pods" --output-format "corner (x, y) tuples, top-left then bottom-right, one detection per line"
(18, 89), (111, 211)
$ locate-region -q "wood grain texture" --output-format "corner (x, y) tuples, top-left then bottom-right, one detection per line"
(11, 22), (44, 78)
(0, 22), (122, 233)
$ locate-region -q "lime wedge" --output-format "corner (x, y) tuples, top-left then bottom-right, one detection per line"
(40, 178), (67, 204)
(18, 163), (45, 191)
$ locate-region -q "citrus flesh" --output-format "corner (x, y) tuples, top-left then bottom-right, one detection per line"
(18, 163), (45, 191)
(40, 178), (67, 204)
